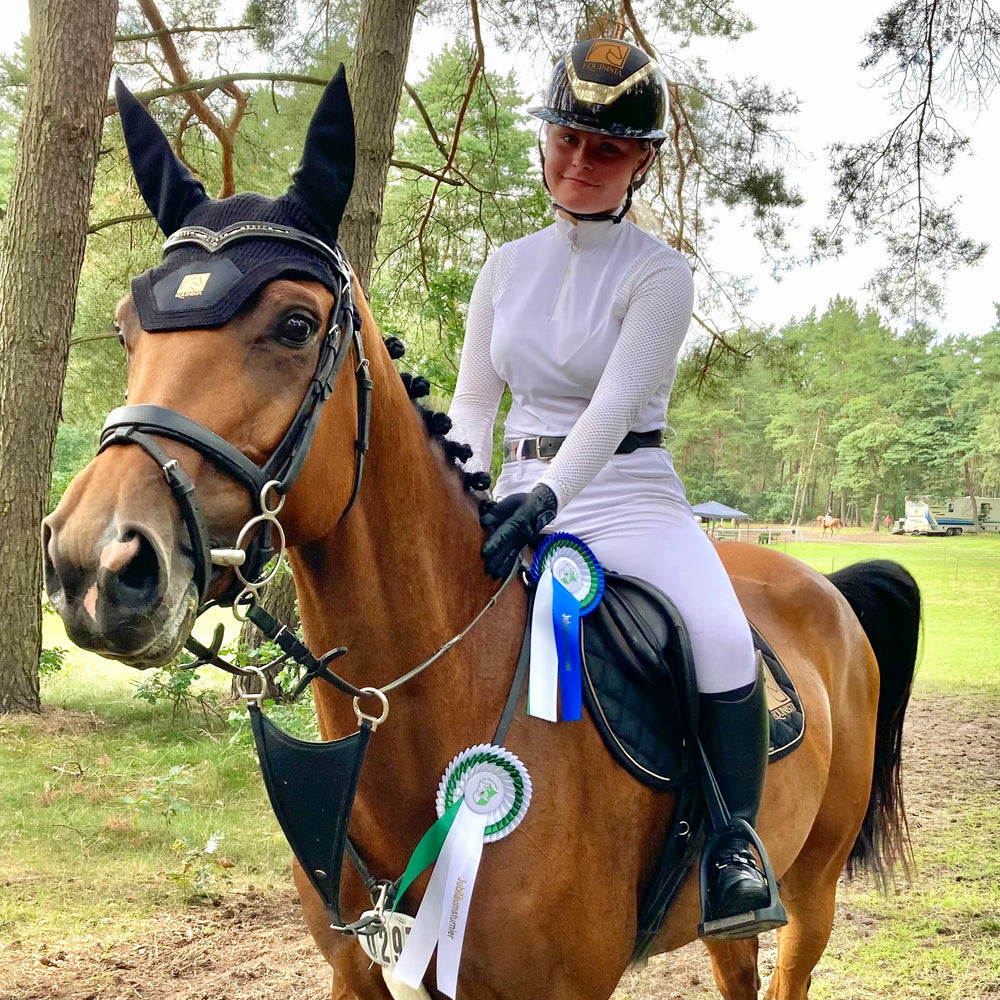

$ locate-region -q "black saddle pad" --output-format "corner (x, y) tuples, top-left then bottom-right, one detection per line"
(581, 574), (698, 790)
(580, 573), (805, 790)
(752, 622), (805, 763)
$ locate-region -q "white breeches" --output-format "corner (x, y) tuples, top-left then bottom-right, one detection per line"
(494, 450), (756, 695)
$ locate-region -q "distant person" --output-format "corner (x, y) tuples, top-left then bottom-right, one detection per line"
(883, 513), (892, 529)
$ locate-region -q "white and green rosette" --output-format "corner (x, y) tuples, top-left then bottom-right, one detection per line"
(528, 533), (605, 722)
(393, 745), (532, 999)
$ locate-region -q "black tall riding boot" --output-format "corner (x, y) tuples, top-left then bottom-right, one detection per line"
(697, 655), (787, 939)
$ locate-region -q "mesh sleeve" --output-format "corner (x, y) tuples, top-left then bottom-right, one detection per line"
(537, 248), (694, 508)
(446, 249), (510, 475)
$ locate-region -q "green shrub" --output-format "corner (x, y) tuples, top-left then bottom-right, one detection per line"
(38, 645), (68, 679)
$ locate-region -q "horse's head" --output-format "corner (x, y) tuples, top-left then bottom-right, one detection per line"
(42, 69), (363, 668)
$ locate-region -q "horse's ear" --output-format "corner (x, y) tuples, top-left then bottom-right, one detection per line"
(286, 65), (356, 245)
(114, 78), (208, 236)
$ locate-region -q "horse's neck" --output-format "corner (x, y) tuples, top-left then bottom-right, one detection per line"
(286, 357), (528, 873)
(289, 350), (525, 740)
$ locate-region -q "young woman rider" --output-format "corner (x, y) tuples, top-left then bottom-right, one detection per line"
(448, 37), (787, 939)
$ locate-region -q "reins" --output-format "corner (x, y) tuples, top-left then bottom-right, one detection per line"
(197, 526), (522, 708)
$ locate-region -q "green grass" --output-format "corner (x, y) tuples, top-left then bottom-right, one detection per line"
(6, 535), (1000, 997)
(810, 789), (1000, 999)
(39, 606), (241, 719)
(3, 610), (295, 944)
(756, 532), (1000, 997)
(767, 533), (1000, 698)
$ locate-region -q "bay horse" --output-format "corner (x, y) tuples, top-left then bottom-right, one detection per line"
(42, 71), (920, 1000)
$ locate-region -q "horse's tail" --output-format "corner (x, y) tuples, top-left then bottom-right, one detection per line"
(826, 559), (921, 888)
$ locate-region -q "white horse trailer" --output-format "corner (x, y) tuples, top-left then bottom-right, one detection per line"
(903, 495), (1000, 535)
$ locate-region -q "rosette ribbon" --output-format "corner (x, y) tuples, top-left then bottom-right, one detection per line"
(528, 533), (605, 722)
(393, 745), (531, 999)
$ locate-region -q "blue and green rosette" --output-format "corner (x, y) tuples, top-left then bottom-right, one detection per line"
(392, 745), (532, 998)
(528, 533), (605, 721)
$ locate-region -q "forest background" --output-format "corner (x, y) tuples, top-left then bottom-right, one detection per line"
(2, 7), (1000, 988)
(3, 0), (1000, 534)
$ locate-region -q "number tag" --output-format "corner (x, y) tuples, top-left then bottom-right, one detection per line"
(357, 911), (415, 970)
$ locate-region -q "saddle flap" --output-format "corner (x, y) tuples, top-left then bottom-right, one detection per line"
(589, 573), (700, 731)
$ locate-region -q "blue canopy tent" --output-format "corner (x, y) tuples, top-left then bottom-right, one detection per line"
(691, 500), (751, 539)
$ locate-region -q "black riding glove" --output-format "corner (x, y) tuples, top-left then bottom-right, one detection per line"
(479, 493), (528, 535)
(480, 484), (558, 580)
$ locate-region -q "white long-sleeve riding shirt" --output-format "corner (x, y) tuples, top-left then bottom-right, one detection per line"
(448, 214), (694, 509)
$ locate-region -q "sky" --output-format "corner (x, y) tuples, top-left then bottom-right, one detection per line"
(4, 0), (998, 338)
(672, 1), (1000, 338)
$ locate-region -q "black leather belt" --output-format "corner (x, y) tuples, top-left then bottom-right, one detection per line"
(504, 429), (663, 462)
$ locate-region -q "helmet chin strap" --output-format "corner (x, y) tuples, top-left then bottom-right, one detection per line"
(551, 186), (634, 224)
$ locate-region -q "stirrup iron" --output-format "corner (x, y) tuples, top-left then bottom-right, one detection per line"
(697, 818), (786, 940)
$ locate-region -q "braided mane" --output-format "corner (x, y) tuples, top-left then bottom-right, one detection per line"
(382, 336), (491, 495)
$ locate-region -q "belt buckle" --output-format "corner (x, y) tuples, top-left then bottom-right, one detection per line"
(507, 437), (541, 461)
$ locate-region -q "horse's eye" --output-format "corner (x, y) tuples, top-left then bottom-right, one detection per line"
(113, 324), (124, 349)
(275, 313), (317, 347)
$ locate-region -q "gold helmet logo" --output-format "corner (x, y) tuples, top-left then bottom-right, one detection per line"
(584, 41), (629, 73)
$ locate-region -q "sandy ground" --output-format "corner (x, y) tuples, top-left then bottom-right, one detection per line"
(2, 694), (996, 1000)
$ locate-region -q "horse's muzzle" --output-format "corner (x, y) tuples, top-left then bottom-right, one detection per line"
(42, 512), (198, 667)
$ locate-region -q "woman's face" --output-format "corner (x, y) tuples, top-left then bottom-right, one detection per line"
(543, 125), (649, 217)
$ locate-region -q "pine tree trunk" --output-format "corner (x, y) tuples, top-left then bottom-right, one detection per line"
(338, 0), (421, 292)
(872, 492), (882, 531)
(790, 452), (804, 525)
(0, 0), (118, 713)
(797, 412), (823, 525)
(791, 412), (824, 526)
(964, 462), (982, 533)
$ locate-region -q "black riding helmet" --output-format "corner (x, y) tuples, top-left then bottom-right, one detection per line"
(529, 38), (668, 140)
(529, 39), (669, 222)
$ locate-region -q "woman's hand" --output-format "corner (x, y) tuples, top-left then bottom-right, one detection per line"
(480, 484), (558, 579)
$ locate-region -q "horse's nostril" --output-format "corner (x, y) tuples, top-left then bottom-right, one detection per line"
(41, 521), (56, 585)
(42, 519), (73, 600)
(104, 530), (164, 609)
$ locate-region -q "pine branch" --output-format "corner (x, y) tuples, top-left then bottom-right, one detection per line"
(88, 212), (152, 234)
(390, 160), (463, 186)
(104, 74), (329, 116)
(115, 24), (252, 43)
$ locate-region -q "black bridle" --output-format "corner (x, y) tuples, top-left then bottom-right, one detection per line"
(99, 222), (372, 609)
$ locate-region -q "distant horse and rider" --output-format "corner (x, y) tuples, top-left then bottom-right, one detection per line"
(42, 71), (921, 1000)
(816, 515), (844, 537)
